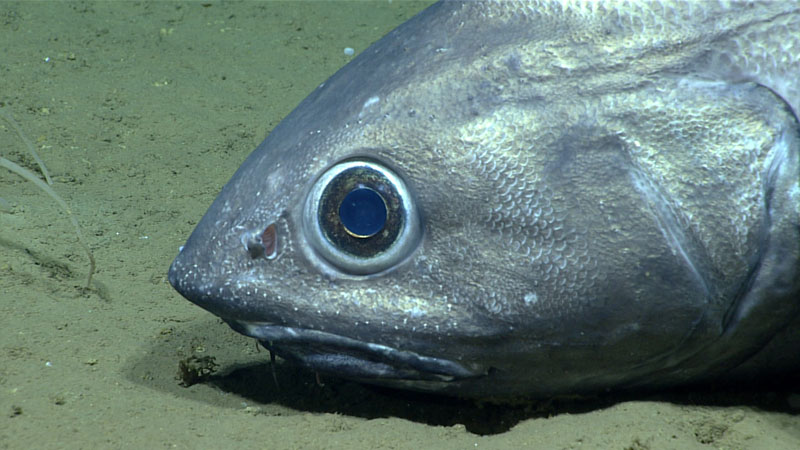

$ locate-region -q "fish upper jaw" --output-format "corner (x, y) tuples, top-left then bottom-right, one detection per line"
(167, 237), (265, 323)
(226, 319), (486, 386)
(169, 237), (489, 388)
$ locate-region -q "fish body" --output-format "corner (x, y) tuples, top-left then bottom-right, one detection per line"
(169, 1), (800, 397)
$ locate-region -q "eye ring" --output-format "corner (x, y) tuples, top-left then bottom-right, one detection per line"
(303, 159), (420, 275)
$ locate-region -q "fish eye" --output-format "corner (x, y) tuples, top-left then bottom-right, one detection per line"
(303, 159), (420, 274)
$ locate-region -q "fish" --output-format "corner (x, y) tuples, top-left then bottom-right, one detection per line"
(168, 0), (800, 397)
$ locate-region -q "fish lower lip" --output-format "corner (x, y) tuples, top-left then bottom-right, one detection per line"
(226, 320), (482, 382)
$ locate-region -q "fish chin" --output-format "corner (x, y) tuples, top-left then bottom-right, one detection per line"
(226, 320), (485, 386)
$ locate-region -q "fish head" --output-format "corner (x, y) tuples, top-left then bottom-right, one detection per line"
(169, 2), (800, 396)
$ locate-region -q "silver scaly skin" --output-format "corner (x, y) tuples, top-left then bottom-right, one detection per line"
(169, 1), (800, 397)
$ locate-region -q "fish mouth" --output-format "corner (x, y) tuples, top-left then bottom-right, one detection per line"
(226, 320), (484, 383)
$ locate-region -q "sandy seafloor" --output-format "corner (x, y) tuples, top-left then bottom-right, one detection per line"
(0, 1), (798, 449)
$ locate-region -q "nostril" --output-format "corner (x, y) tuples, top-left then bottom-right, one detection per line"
(261, 223), (278, 259)
(241, 223), (278, 260)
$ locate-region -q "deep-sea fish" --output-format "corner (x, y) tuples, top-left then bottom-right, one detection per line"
(169, 1), (800, 397)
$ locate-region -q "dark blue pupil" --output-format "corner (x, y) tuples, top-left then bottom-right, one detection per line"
(338, 187), (387, 238)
